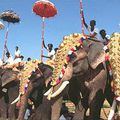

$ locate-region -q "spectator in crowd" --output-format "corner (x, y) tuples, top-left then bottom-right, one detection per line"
(24, 99), (33, 120)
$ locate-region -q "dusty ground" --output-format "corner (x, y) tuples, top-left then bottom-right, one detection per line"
(65, 99), (111, 120)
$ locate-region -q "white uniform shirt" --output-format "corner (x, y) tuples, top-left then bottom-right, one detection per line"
(48, 49), (55, 60)
(15, 49), (21, 57)
(87, 27), (99, 39)
(6, 56), (14, 65)
(0, 59), (3, 66)
(14, 58), (21, 64)
(99, 35), (110, 43)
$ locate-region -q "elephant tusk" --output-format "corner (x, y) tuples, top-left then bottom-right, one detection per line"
(50, 81), (69, 98)
(44, 87), (53, 96)
(11, 93), (21, 104)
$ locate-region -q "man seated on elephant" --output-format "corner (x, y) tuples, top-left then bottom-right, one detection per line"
(5, 52), (14, 65)
(14, 46), (21, 59)
(83, 18), (99, 39)
(42, 40), (56, 60)
(99, 29), (110, 45)
(3, 52), (15, 69)
(13, 55), (24, 70)
(4, 52), (24, 71)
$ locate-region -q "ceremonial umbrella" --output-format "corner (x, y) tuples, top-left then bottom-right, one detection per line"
(0, 21), (5, 29)
(33, 0), (57, 61)
(0, 10), (20, 61)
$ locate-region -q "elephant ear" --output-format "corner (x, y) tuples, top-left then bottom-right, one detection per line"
(1, 70), (18, 87)
(85, 41), (105, 69)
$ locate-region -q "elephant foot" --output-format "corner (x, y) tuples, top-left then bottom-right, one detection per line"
(0, 118), (6, 120)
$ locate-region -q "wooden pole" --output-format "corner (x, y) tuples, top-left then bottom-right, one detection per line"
(80, 0), (85, 35)
(2, 23), (9, 62)
(41, 17), (45, 62)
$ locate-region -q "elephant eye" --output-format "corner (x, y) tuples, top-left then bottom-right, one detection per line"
(73, 61), (78, 66)
(88, 43), (93, 48)
(69, 53), (77, 62)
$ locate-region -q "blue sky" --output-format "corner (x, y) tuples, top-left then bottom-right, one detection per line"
(0, 0), (120, 61)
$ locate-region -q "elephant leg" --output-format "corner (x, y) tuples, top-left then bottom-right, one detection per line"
(104, 83), (114, 106)
(8, 104), (16, 120)
(51, 96), (63, 120)
(30, 96), (51, 120)
(117, 102), (120, 119)
(89, 89), (104, 120)
(73, 99), (88, 120)
(0, 96), (8, 119)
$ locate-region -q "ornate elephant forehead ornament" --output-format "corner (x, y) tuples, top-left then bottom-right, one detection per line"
(44, 33), (87, 100)
(19, 60), (41, 95)
(107, 33), (120, 120)
(11, 60), (42, 105)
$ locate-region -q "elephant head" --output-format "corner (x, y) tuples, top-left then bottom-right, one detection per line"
(45, 34), (105, 99)
(17, 63), (53, 120)
(0, 68), (19, 87)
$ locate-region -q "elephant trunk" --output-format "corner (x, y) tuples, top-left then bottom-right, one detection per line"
(18, 94), (28, 120)
(18, 82), (33, 120)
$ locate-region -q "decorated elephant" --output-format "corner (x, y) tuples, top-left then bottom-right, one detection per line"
(17, 33), (114, 120)
(17, 62), (53, 120)
(107, 33), (120, 120)
(43, 33), (114, 120)
(0, 68), (20, 119)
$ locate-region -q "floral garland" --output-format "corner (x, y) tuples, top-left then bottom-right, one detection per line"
(52, 37), (85, 86)
(103, 45), (113, 91)
(103, 46), (113, 76)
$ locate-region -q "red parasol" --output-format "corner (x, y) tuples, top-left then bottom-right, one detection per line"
(33, 0), (57, 61)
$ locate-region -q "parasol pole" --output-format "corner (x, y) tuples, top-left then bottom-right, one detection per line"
(2, 23), (9, 62)
(41, 17), (45, 62)
(80, 0), (85, 35)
